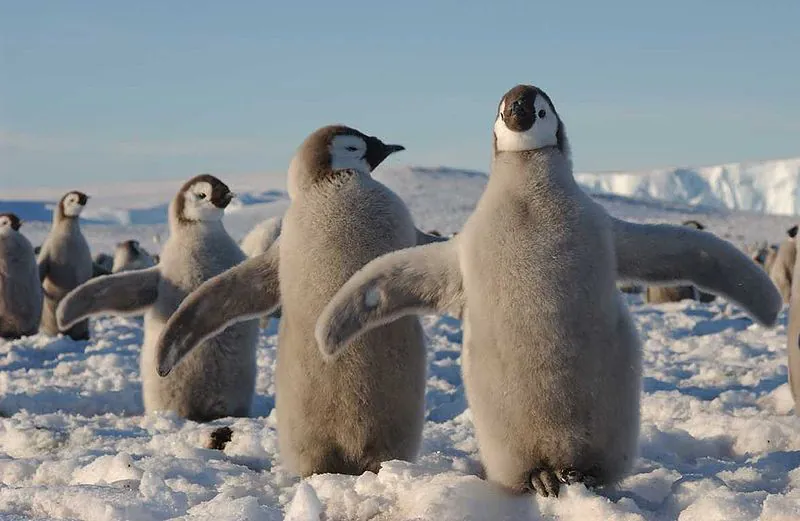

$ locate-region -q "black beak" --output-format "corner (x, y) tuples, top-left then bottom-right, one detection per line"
(212, 190), (234, 209)
(77, 193), (90, 205)
(365, 137), (405, 170)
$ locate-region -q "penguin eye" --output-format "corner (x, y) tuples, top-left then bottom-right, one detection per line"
(346, 146), (357, 152)
(538, 109), (546, 118)
(198, 193), (207, 200)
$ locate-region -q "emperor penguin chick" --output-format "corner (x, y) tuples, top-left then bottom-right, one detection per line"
(770, 224), (798, 304)
(56, 174), (259, 422)
(111, 239), (157, 273)
(314, 85), (782, 497)
(240, 216), (283, 258)
(38, 191), (93, 340)
(0, 213), (43, 339)
(152, 125), (446, 477)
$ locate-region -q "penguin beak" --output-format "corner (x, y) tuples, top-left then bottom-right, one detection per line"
(213, 191), (234, 209)
(365, 138), (406, 170)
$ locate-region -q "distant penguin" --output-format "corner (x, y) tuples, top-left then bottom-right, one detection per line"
(240, 216), (283, 258)
(152, 125), (446, 477)
(92, 253), (113, 277)
(770, 224), (798, 304)
(645, 220), (716, 304)
(111, 239), (157, 273)
(785, 225), (800, 412)
(0, 213), (43, 339)
(56, 174), (259, 422)
(37, 191), (93, 340)
(313, 85), (782, 497)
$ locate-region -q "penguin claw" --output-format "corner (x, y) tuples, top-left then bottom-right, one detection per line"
(529, 468), (561, 497)
(556, 467), (584, 485)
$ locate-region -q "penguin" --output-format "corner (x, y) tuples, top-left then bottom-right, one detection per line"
(770, 224), (798, 304)
(111, 239), (157, 273)
(0, 213), (43, 339)
(645, 220), (716, 304)
(313, 85), (782, 497)
(92, 253), (113, 277)
(240, 216), (283, 258)
(56, 174), (259, 422)
(151, 125), (446, 477)
(37, 191), (93, 340)
(239, 216), (284, 325)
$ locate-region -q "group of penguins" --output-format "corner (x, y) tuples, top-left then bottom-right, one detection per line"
(0, 84), (791, 499)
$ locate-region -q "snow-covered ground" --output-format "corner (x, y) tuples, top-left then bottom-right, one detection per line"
(1, 165), (799, 520)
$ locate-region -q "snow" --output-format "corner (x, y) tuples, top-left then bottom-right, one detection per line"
(1, 164), (799, 520)
(576, 156), (800, 217)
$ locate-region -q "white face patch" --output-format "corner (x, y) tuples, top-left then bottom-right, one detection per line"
(0, 216), (13, 234)
(182, 181), (223, 222)
(62, 193), (85, 217)
(329, 135), (369, 173)
(493, 96), (559, 152)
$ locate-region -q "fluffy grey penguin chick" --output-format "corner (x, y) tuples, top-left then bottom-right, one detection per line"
(111, 239), (157, 273)
(785, 225), (800, 410)
(314, 85), (782, 497)
(153, 124), (446, 477)
(0, 213), (43, 339)
(770, 224), (798, 304)
(240, 216), (283, 258)
(37, 191), (93, 340)
(56, 174), (259, 422)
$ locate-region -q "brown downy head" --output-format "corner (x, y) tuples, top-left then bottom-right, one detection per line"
(58, 191), (90, 220)
(172, 174), (234, 224)
(493, 84), (568, 157)
(287, 124), (405, 198)
(0, 213), (22, 231)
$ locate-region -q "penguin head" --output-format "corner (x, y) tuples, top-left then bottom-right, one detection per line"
(119, 239), (141, 255)
(0, 213), (22, 232)
(288, 125), (405, 199)
(681, 219), (705, 230)
(175, 174), (234, 224)
(60, 191), (89, 218)
(493, 85), (568, 156)
(787, 224), (798, 238)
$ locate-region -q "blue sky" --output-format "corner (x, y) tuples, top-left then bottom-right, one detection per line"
(2, 1), (799, 189)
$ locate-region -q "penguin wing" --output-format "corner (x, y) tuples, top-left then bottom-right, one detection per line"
(315, 239), (464, 359)
(611, 217), (782, 327)
(56, 266), (161, 330)
(415, 228), (450, 246)
(155, 240), (281, 377)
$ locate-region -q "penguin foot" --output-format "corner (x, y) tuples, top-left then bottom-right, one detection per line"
(529, 468), (561, 497)
(555, 467), (600, 488)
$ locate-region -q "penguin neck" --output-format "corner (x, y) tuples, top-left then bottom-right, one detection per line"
(490, 147), (578, 199)
(53, 212), (81, 233)
(168, 218), (226, 243)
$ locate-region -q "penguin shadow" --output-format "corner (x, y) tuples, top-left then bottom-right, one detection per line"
(642, 373), (786, 401)
(670, 315), (753, 338)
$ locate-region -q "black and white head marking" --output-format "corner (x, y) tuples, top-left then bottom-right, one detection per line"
(0, 213), (22, 232)
(59, 191), (89, 219)
(175, 174), (234, 223)
(287, 124), (405, 199)
(493, 84), (567, 154)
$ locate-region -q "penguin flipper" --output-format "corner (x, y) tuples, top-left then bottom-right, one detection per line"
(415, 228), (450, 245)
(611, 217), (782, 326)
(56, 266), (161, 330)
(155, 241), (281, 377)
(315, 240), (464, 359)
